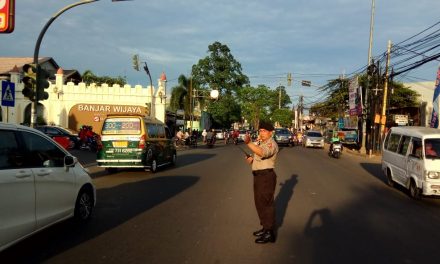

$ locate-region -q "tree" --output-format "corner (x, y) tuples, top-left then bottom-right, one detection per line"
(311, 77), (349, 119)
(169, 75), (192, 119)
(237, 85), (272, 129)
(310, 74), (420, 119)
(207, 94), (241, 128)
(272, 108), (293, 127)
(388, 82), (420, 109)
(269, 85), (292, 113)
(191, 42), (249, 127)
(82, 70), (126, 86)
(191, 41), (249, 95)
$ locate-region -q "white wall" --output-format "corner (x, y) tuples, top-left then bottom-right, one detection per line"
(1, 71), (167, 127)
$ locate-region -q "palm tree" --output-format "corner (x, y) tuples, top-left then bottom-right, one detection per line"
(169, 75), (191, 119)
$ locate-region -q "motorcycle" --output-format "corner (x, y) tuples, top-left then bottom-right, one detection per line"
(329, 141), (342, 159)
(80, 134), (101, 152)
(206, 135), (216, 148)
(186, 135), (197, 148)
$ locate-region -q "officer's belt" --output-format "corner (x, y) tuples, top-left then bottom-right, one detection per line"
(252, 168), (274, 176)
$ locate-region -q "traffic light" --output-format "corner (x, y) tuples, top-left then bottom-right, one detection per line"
(36, 65), (50, 101)
(21, 63), (36, 101)
(0, 0), (15, 33)
(287, 73), (292, 86)
(132, 54), (139, 71)
(301, 80), (311, 87)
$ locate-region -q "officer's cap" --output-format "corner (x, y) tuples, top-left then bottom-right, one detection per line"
(259, 121), (274, 131)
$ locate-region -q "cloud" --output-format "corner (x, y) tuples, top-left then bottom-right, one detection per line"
(2, 0), (440, 97)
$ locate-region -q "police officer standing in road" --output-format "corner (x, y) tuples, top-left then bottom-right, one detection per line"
(244, 121), (279, 243)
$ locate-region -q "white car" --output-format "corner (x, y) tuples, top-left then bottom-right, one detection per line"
(214, 129), (225, 140)
(0, 123), (96, 252)
(302, 130), (325, 148)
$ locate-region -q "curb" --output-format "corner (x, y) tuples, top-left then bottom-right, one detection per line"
(325, 143), (381, 160)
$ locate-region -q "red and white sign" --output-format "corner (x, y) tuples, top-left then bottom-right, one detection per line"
(0, 0), (14, 33)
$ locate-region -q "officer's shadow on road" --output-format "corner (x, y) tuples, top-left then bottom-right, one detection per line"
(275, 174), (298, 229)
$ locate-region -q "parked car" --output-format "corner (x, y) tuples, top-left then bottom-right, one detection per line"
(303, 130), (325, 148)
(238, 130), (248, 142)
(214, 129), (225, 140)
(52, 135), (74, 150)
(274, 128), (294, 147)
(0, 123), (96, 252)
(339, 128), (359, 146)
(35, 125), (81, 149)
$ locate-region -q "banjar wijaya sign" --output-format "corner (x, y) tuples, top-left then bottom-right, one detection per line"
(69, 103), (148, 134)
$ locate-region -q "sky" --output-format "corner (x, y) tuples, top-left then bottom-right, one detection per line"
(2, 0), (440, 109)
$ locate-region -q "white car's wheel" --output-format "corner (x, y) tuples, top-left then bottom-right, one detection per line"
(385, 168), (395, 187)
(74, 188), (94, 222)
(409, 179), (421, 199)
(151, 159), (158, 173)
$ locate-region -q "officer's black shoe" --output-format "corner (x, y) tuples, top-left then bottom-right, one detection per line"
(253, 228), (265, 237)
(255, 230), (276, 244)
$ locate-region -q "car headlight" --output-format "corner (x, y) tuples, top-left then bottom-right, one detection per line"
(427, 171), (440, 179)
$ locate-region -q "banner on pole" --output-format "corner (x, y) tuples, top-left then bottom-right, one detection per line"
(348, 76), (362, 116)
(430, 65), (440, 128)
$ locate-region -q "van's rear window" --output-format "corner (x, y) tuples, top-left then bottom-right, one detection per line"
(102, 118), (141, 135)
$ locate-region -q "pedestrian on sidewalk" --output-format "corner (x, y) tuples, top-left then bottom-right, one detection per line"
(202, 129), (207, 143)
(244, 121), (279, 244)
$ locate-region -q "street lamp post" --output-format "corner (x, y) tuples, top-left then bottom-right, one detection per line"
(142, 61), (154, 117)
(30, 0), (129, 127)
(189, 86), (219, 130)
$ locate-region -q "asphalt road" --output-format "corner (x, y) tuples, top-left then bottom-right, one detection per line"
(3, 143), (440, 264)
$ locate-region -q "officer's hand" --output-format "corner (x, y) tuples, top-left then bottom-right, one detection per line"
(244, 134), (251, 144)
(245, 155), (253, 164)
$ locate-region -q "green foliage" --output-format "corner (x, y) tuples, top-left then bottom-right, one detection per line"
(82, 70), (126, 86)
(269, 85), (292, 112)
(191, 41), (249, 94)
(272, 108), (293, 127)
(207, 94), (241, 128)
(310, 74), (420, 118)
(237, 85), (273, 129)
(190, 41), (250, 127)
(389, 82), (420, 108)
(310, 77), (349, 118)
(169, 75), (190, 117)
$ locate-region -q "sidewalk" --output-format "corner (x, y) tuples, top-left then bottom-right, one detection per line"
(325, 143), (381, 161)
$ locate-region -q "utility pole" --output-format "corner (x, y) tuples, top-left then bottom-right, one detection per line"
(360, 0), (375, 155)
(298, 95), (304, 131)
(379, 40), (392, 138)
(189, 77), (193, 130)
(278, 83), (282, 109)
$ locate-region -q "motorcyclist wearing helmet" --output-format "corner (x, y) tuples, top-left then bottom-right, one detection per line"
(329, 132), (342, 153)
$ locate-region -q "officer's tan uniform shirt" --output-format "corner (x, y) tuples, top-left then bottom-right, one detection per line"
(251, 137), (279, 171)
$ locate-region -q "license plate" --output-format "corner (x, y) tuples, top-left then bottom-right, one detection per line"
(113, 141), (128, 147)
